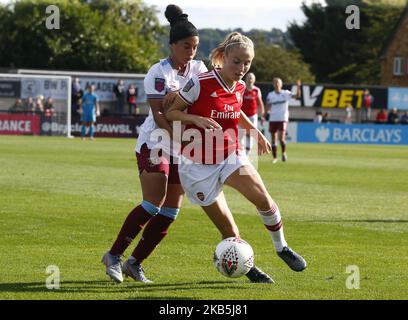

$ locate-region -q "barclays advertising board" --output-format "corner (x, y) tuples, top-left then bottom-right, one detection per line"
(296, 123), (408, 145)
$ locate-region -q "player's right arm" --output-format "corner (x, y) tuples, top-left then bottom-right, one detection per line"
(264, 92), (272, 119)
(144, 65), (174, 135)
(148, 98), (173, 135)
(293, 79), (301, 99)
(165, 96), (220, 129)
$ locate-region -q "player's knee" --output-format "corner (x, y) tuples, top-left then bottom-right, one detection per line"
(158, 207), (180, 220)
(254, 194), (274, 211)
(141, 200), (161, 216)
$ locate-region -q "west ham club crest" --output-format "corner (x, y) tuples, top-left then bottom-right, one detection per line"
(155, 78), (165, 92)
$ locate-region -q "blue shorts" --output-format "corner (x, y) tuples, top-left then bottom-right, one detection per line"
(81, 111), (96, 123)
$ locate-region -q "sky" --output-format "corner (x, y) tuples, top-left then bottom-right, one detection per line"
(144, 0), (326, 31)
(0, 0), (326, 31)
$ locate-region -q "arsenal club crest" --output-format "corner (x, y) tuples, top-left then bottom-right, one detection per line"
(196, 192), (205, 201)
(236, 92), (242, 104)
(155, 78), (165, 92)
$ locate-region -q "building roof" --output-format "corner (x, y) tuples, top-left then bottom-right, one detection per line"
(379, 2), (408, 59)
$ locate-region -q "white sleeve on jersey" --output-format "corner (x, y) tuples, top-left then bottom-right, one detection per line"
(144, 63), (166, 99)
(198, 61), (208, 73)
(178, 75), (200, 106)
(266, 91), (273, 105)
(284, 90), (293, 101)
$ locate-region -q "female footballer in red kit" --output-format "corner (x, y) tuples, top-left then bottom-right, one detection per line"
(166, 32), (307, 282)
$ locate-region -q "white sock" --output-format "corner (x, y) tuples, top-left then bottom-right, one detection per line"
(258, 203), (287, 252)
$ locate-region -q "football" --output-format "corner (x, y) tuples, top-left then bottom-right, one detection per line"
(213, 237), (254, 278)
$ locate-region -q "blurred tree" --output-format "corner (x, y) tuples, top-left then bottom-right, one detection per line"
(288, 0), (404, 84)
(0, 0), (164, 72)
(156, 27), (309, 82)
(250, 38), (315, 83)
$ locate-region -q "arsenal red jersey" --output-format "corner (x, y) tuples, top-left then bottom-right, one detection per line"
(241, 86), (262, 117)
(178, 69), (246, 164)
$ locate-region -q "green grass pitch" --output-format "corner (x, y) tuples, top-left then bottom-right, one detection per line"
(0, 135), (407, 300)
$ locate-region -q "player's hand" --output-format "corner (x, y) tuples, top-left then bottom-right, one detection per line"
(296, 79), (302, 86)
(257, 132), (271, 155)
(96, 110), (100, 117)
(263, 112), (269, 121)
(192, 116), (222, 130)
(163, 91), (179, 110)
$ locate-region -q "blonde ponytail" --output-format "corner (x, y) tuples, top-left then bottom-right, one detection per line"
(209, 32), (254, 68)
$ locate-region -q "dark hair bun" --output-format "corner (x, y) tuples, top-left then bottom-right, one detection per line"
(165, 4), (186, 25)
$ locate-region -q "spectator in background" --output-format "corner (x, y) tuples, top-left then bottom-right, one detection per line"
(375, 109), (388, 123)
(127, 84), (138, 115)
(72, 77), (83, 117)
(322, 112), (330, 123)
(400, 111), (408, 125)
(113, 79), (126, 115)
(24, 96), (35, 113)
(44, 97), (56, 118)
(387, 108), (399, 124)
(313, 111), (322, 123)
(345, 104), (353, 124)
(9, 98), (24, 113)
(362, 89), (374, 122)
(33, 95), (44, 114)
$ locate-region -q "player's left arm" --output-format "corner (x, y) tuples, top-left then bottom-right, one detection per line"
(95, 96), (100, 116)
(257, 90), (265, 120)
(96, 102), (100, 116)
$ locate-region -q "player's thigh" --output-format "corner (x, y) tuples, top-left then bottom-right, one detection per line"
(201, 192), (239, 238)
(224, 164), (273, 210)
(139, 171), (168, 207)
(162, 183), (184, 208)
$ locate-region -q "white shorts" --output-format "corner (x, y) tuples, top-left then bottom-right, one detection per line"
(179, 152), (250, 206)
